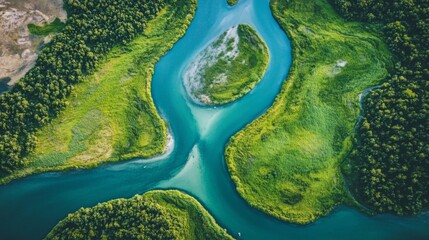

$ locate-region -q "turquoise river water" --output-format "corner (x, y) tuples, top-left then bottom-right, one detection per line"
(0, 0), (428, 239)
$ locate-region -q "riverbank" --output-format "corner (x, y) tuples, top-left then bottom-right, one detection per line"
(0, 0), (197, 185)
(226, 0), (392, 224)
(46, 190), (233, 240)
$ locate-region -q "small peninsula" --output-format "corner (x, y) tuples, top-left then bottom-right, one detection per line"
(46, 190), (233, 240)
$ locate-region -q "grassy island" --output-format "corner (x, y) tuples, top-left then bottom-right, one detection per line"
(227, 0), (239, 6)
(184, 24), (269, 105)
(46, 190), (233, 240)
(0, 0), (197, 185)
(225, 0), (393, 224)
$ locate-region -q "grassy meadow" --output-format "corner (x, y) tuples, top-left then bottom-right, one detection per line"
(143, 191), (234, 240)
(225, 0), (393, 223)
(187, 24), (269, 105)
(28, 18), (65, 36)
(205, 24), (269, 104)
(0, 2), (196, 185)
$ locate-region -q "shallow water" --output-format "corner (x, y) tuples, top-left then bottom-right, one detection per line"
(0, 0), (428, 239)
(0, 77), (10, 94)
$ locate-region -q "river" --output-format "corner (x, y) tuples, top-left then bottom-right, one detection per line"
(0, 0), (428, 239)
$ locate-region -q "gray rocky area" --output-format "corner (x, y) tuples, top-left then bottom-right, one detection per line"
(0, 0), (66, 90)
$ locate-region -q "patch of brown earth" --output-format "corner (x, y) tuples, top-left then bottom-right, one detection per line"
(0, 0), (66, 87)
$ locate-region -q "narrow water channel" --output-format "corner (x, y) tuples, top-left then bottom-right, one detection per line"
(0, 1), (428, 239)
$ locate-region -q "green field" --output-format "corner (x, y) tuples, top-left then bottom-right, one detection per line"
(185, 24), (269, 105)
(0, 2), (196, 185)
(28, 18), (65, 36)
(46, 190), (233, 240)
(225, 0), (393, 223)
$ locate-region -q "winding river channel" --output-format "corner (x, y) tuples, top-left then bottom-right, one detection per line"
(0, 0), (428, 239)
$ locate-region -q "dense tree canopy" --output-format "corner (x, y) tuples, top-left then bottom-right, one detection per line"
(47, 196), (178, 239)
(0, 0), (174, 175)
(45, 191), (233, 240)
(331, 0), (429, 214)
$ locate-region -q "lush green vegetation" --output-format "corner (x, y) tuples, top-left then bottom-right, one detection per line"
(332, 0), (429, 215)
(46, 190), (233, 240)
(0, 0), (196, 183)
(184, 24), (269, 105)
(28, 18), (65, 36)
(225, 0), (393, 223)
(227, 0), (239, 6)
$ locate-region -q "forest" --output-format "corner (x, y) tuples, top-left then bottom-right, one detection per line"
(0, 0), (171, 175)
(45, 190), (232, 240)
(48, 197), (180, 239)
(331, 0), (429, 214)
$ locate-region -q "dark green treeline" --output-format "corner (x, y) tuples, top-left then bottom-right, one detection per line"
(332, 0), (429, 215)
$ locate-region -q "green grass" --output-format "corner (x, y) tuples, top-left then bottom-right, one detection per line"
(28, 18), (65, 36)
(46, 190), (233, 240)
(0, 2), (197, 185)
(143, 191), (234, 240)
(187, 24), (269, 105)
(227, 0), (239, 6)
(225, 0), (393, 224)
